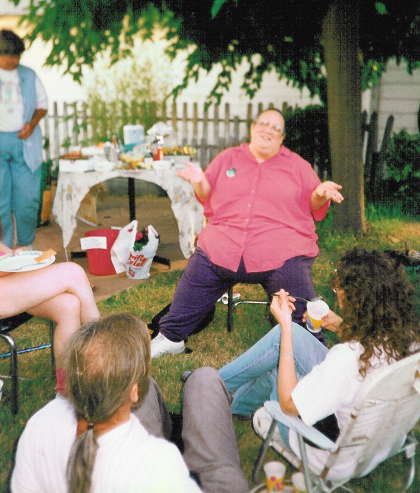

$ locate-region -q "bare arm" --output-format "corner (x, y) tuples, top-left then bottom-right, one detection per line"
(270, 290), (299, 415)
(311, 181), (344, 212)
(176, 161), (211, 202)
(18, 108), (48, 140)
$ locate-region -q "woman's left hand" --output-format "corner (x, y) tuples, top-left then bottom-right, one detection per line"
(312, 181), (344, 206)
(270, 289), (295, 330)
(17, 123), (34, 140)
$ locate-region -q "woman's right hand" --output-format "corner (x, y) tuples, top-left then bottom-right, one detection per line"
(270, 289), (295, 330)
(176, 161), (205, 184)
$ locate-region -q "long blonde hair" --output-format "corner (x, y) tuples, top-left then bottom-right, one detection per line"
(65, 313), (151, 493)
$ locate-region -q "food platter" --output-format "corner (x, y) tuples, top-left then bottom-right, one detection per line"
(59, 154), (89, 160)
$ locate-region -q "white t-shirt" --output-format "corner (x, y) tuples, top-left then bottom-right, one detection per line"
(290, 342), (392, 481)
(0, 67), (48, 132)
(11, 395), (202, 493)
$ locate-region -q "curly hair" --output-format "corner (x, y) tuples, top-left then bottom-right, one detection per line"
(333, 248), (420, 377)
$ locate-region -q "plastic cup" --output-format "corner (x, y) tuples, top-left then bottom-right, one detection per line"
(264, 461), (286, 492)
(292, 472), (307, 493)
(306, 300), (329, 333)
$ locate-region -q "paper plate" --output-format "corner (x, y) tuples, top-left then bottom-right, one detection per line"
(0, 251), (56, 272)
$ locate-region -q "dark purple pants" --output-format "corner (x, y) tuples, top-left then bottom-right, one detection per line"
(160, 248), (318, 342)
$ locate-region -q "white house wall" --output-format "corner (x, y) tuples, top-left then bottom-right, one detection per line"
(370, 59), (420, 146)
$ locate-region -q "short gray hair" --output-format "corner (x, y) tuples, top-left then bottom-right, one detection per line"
(65, 313), (151, 493)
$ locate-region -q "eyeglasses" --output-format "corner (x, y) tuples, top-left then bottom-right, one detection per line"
(255, 119), (284, 135)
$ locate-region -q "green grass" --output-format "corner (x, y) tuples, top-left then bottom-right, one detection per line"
(2, 205), (420, 492)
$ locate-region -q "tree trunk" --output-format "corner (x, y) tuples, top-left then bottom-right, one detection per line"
(322, 0), (366, 233)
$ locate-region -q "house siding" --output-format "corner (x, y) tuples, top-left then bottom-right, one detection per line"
(371, 59), (420, 145)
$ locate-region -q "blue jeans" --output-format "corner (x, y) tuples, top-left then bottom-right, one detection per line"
(0, 132), (41, 247)
(219, 323), (329, 444)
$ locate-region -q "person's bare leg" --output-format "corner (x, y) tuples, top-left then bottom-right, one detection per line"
(0, 262), (99, 394)
(28, 293), (84, 366)
(0, 262), (99, 322)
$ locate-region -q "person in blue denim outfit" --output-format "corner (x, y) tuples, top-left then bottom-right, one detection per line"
(0, 30), (48, 248)
(219, 248), (420, 458)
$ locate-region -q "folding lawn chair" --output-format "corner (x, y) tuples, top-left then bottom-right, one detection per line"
(0, 313), (55, 414)
(252, 351), (420, 493)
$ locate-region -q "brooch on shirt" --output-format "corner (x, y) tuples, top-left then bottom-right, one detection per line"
(226, 168), (236, 177)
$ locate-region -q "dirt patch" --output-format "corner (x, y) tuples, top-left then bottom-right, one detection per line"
(35, 193), (190, 301)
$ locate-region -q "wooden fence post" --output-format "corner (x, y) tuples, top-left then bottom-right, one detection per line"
(192, 103), (199, 150)
(182, 102), (188, 145)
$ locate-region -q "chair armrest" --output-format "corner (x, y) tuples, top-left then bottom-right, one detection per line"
(264, 401), (338, 452)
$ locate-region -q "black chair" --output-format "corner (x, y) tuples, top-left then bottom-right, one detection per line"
(226, 286), (269, 332)
(0, 313), (55, 414)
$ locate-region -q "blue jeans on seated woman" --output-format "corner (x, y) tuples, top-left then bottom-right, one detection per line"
(219, 323), (329, 445)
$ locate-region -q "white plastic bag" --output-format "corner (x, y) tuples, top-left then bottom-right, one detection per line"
(126, 225), (159, 280)
(110, 220), (138, 274)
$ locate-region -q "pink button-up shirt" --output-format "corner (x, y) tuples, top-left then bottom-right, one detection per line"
(196, 143), (329, 272)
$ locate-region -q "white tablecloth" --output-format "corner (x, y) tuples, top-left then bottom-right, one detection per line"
(52, 167), (204, 259)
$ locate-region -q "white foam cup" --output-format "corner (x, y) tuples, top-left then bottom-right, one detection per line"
(292, 472), (307, 493)
(306, 300), (329, 333)
(263, 461), (286, 492)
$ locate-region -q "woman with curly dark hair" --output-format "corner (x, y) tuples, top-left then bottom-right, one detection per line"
(219, 248), (420, 480)
(332, 249), (418, 377)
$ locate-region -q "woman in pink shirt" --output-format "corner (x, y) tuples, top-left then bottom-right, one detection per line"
(0, 221), (99, 393)
(151, 109), (343, 358)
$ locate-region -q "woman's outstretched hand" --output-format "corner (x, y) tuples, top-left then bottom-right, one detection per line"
(270, 289), (295, 331)
(176, 161), (205, 184)
(311, 181), (344, 211)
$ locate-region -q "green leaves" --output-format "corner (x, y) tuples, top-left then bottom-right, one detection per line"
(15, 0), (420, 105)
(375, 2), (387, 15)
(211, 0), (237, 18)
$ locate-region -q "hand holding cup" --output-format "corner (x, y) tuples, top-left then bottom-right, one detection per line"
(306, 300), (329, 333)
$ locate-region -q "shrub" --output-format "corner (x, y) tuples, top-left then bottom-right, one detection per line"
(383, 130), (420, 214)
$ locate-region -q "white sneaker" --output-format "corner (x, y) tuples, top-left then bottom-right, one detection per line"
(253, 407), (301, 470)
(151, 333), (185, 358)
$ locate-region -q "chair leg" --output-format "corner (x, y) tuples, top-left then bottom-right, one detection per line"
(252, 418), (277, 484)
(227, 287), (234, 332)
(405, 455), (416, 492)
(0, 333), (19, 415)
(226, 287), (269, 333)
(403, 433), (417, 492)
(297, 434), (317, 493)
